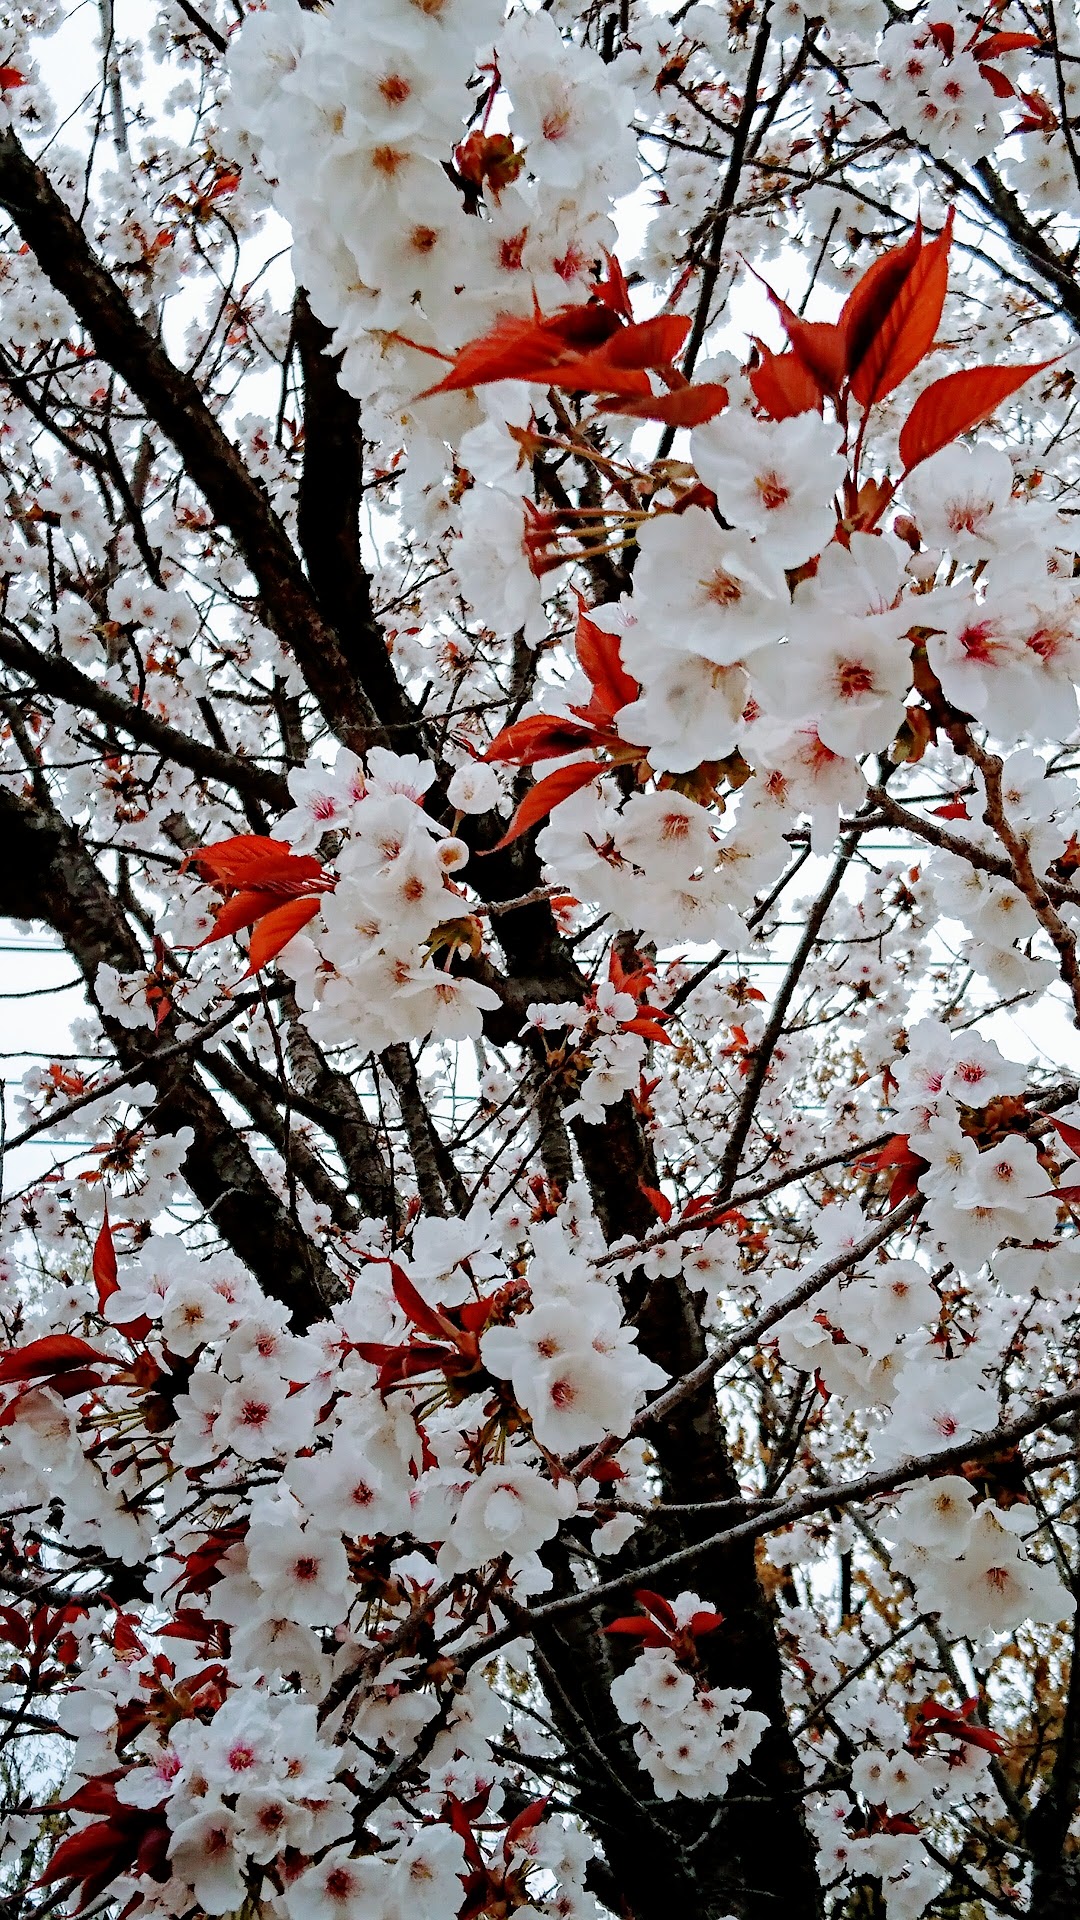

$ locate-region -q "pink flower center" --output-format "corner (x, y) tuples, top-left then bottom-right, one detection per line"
(755, 470), (790, 511)
(835, 659), (875, 698)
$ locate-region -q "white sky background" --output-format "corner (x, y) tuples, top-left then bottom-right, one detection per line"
(2, 1), (1079, 1212)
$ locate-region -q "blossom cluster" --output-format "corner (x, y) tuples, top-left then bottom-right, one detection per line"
(609, 1609), (770, 1803)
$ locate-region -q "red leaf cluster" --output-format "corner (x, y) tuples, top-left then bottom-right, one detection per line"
(751, 214), (954, 418)
(184, 834), (334, 976)
(607, 948), (671, 1046)
(36, 1782), (170, 1912)
(447, 1791), (550, 1920)
(603, 1588), (724, 1656)
(417, 260), (727, 425)
(352, 1264), (526, 1396)
(484, 601), (642, 846)
(0, 1601), (87, 1687)
(749, 214), (1046, 470)
(455, 129), (525, 199)
(909, 1695), (1006, 1756)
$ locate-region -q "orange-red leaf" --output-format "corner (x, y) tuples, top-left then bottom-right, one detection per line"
(185, 834), (331, 897)
(201, 888), (291, 944)
(839, 222), (924, 381)
(1015, 85), (1056, 130)
(597, 382), (729, 425)
(484, 714), (601, 765)
(898, 360), (1050, 471)
(420, 307), (687, 404)
(241, 897), (321, 976)
(594, 254), (635, 320)
(687, 1608), (725, 1636)
(1050, 1116), (1080, 1160)
(504, 1796), (550, 1852)
(418, 305), (621, 398)
(980, 60), (1018, 97)
(493, 761), (602, 848)
(972, 31), (1041, 57)
(0, 66), (26, 89)
(635, 1588), (679, 1629)
(849, 210), (954, 409)
(391, 1264), (455, 1341)
(755, 269), (848, 392)
(597, 313), (691, 370)
(640, 1182), (673, 1223)
(602, 1617), (668, 1643)
(574, 602), (639, 721)
(0, 1335), (111, 1385)
(544, 350), (652, 398)
(749, 345), (823, 419)
(92, 1211), (118, 1311)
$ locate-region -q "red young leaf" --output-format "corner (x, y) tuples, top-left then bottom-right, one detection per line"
(915, 1697), (1006, 1753)
(687, 1609), (725, 1636)
(857, 1134), (926, 1208)
(595, 312), (690, 371)
(593, 254), (635, 321)
(634, 1589), (679, 1631)
(898, 360), (1051, 470)
(602, 1617), (667, 1644)
(36, 1818), (142, 1901)
(541, 348), (652, 399)
(185, 835), (332, 898)
(417, 305), (623, 398)
(838, 224), (925, 380)
(640, 1183), (673, 1223)
(758, 278), (847, 393)
(749, 345), (823, 419)
(92, 1211), (118, 1311)
(391, 1264), (455, 1341)
(483, 713), (602, 766)
(200, 888), (286, 945)
(573, 602), (639, 722)
(849, 210), (954, 409)
(0, 1606), (29, 1648)
(241, 897), (321, 976)
(0, 66), (26, 89)
(492, 761), (603, 848)
(623, 1013), (672, 1045)
(596, 382), (729, 425)
(1038, 1184), (1080, 1203)
(421, 306), (688, 405)
(1014, 85), (1056, 130)
(972, 30), (1041, 57)
(0, 1335), (111, 1385)
(503, 1795), (550, 1853)
(1050, 1116), (1080, 1161)
(980, 61), (1018, 96)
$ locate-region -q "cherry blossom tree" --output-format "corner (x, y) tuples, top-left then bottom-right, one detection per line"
(2, 1), (1080, 1917)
